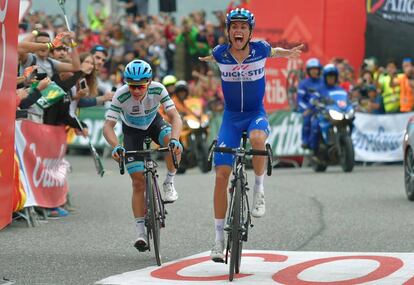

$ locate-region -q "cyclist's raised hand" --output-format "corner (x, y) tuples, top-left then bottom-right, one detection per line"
(168, 138), (183, 155)
(111, 145), (125, 162)
(286, 44), (304, 59)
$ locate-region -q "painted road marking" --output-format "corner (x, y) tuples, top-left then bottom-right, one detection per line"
(96, 250), (414, 284)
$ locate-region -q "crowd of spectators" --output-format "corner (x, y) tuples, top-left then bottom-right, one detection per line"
(329, 57), (414, 115)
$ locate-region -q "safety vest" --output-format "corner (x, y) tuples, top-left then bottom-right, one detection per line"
(378, 74), (400, 113)
(398, 74), (414, 112)
(87, 4), (108, 32)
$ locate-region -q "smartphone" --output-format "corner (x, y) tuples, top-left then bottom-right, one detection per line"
(36, 73), (48, 80)
(80, 79), (87, 89)
(111, 86), (117, 92)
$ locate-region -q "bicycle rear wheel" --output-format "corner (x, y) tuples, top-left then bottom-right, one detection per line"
(146, 174), (162, 266)
(229, 176), (242, 281)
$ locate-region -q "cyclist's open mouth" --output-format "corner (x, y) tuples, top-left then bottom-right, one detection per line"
(234, 35), (244, 43)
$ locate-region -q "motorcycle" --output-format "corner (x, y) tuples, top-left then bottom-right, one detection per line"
(311, 92), (355, 172)
(177, 97), (210, 173)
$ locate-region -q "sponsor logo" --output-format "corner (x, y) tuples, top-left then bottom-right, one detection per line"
(232, 65), (249, 71)
(368, 0), (414, 23)
(222, 67), (265, 79)
(131, 105), (140, 114)
(30, 143), (67, 188)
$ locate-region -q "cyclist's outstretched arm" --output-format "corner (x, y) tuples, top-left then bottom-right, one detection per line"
(271, 44), (304, 59)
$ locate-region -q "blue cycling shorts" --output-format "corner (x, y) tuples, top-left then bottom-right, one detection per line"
(214, 109), (270, 167)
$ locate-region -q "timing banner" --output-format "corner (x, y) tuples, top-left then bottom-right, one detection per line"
(352, 112), (413, 162)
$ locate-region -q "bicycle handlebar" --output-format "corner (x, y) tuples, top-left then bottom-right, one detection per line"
(207, 140), (274, 176)
(118, 146), (179, 174)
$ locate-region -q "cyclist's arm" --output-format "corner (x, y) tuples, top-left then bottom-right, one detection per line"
(103, 120), (119, 148)
(271, 44), (303, 59)
(165, 108), (182, 141)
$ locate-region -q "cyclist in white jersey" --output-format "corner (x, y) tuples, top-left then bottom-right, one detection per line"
(103, 59), (182, 251)
(200, 8), (303, 262)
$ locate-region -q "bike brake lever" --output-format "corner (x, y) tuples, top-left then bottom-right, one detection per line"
(117, 149), (125, 175)
(168, 143), (179, 170)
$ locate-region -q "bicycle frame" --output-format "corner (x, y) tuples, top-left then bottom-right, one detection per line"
(207, 132), (273, 281)
(117, 138), (177, 266)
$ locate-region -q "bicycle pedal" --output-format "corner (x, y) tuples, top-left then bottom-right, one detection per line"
(224, 224), (231, 231)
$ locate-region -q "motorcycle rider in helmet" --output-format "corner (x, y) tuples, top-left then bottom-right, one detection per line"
(309, 64), (348, 154)
(297, 58), (323, 149)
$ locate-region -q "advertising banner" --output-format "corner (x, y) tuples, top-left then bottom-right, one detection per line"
(250, 0), (366, 112)
(210, 111), (410, 162)
(366, 0), (414, 67)
(0, 0), (20, 230)
(15, 120), (69, 208)
(352, 112), (412, 162)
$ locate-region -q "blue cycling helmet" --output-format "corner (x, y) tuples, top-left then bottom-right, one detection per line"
(124, 60), (152, 84)
(306, 58), (322, 70)
(226, 8), (255, 30)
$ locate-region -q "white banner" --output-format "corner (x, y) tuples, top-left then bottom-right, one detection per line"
(352, 112), (414, 162)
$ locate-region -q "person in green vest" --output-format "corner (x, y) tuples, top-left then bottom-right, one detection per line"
(87, 0), (109, 33)
(377, 60), (400, 113)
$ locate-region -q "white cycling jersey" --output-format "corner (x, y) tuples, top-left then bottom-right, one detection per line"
(105, 81), (175, 130)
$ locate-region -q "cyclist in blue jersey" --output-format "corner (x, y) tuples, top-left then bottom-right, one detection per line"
(297, 58), (323, 149)
(103, 59), (182, 252)
(199, 8), (303, 262)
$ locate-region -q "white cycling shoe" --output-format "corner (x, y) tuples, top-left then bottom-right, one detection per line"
(163, 182), (178, 203)
(251, 192), (265, 218)
(210, 240), (225, 263)
(134, 234), (149, 252)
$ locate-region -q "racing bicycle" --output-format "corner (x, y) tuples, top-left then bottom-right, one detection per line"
(207, 132), (273, 281)
(118, 137), (178, 266)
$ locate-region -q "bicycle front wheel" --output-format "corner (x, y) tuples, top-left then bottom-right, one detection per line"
(229, 177), (242, 281)
(146, 174), (162, 266)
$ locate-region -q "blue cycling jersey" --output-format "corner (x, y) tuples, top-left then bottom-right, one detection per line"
(212, 40), (272, 112)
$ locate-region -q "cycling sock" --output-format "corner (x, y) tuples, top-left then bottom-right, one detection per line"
(164, 171), (176, 184)
(135, 217), (145, 236)
(254, 173), (265, 193)
(215, 219), (225, 242)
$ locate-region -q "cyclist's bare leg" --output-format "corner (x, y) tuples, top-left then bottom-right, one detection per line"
(162, 135), (180, 202)
(131, 171), (148, 250)
(131, 172), (145, 217)
(211, 165), (231, 261)
(249, 130), (267, 218)
(214, 166), (232, 219)
(249, 130), (267, 176)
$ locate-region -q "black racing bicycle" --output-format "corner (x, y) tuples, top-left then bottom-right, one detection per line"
(118, 137), (178, 266)
(207, 132), (273, 281)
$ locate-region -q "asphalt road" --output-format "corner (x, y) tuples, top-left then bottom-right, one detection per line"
(0, 155), (412, 285)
